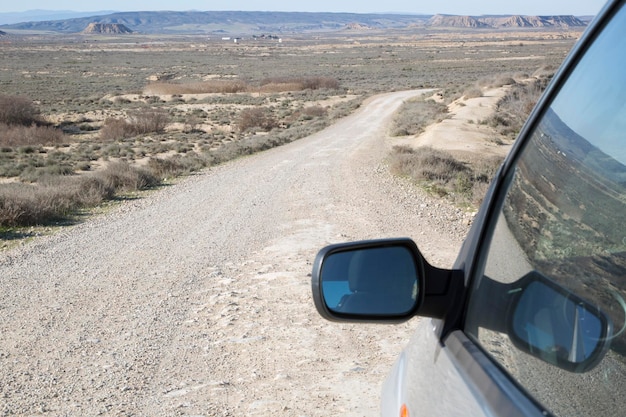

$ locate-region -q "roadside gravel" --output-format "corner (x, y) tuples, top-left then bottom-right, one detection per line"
(0, 90), (472, 416)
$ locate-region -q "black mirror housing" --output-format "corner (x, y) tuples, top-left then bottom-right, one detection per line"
(311, 238), (464, 323)
(311, 238), (425, 323)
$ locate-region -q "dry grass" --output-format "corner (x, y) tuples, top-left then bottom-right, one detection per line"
(146, 80), (249, 95)
(238, 108), (278, 132)
(389, 145), (502, 206)
(0, 124), (65, 147)
(0, 161), (158, 226)
(391, 98), (449, 137)
(146, 77), (340, 96)
(483, 75), (552, 138)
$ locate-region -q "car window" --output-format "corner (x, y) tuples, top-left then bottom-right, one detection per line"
(465, 3), (626, 416)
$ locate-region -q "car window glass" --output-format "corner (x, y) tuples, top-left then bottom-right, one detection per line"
(465, 3), (626, 416)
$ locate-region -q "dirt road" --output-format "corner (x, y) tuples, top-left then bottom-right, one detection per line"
(0, 90), (471, 416)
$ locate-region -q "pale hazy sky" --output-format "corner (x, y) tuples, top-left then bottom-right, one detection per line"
(0, 0), (608, 16)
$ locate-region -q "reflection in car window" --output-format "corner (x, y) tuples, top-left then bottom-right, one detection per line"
(465, 3), (626, 416)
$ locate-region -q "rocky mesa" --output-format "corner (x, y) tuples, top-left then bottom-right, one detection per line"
(82, 22), (133, 34)
(428, 14), (586, 28)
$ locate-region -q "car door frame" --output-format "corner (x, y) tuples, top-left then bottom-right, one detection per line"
(433, 0), (626, 415)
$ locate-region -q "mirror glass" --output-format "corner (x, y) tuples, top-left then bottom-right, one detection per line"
(320, 246), (418, 315)
(510, 279), (608, 370)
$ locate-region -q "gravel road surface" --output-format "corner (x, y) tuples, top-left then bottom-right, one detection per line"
(0, 90), (472, 416)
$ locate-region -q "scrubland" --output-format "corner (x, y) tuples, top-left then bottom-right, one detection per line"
(0, 28), (581, 232)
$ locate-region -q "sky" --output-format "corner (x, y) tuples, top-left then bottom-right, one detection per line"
(0, 0), (608, 16)
(552, 6), (626, 165)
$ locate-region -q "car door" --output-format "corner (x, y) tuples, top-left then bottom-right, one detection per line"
(461, 0), (626, 414)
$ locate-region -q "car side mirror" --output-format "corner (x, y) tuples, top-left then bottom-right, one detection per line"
(311, 238), (425, 322)
(507, 271), (613, 373)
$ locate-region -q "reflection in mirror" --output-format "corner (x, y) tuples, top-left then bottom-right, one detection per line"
(320, 246), (418, 316)
(509, 274), (612, 373)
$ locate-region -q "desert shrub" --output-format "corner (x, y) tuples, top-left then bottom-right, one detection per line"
(258, 82), (304, 93)
(302, 106), (327, 118)
(477, 74), (517, 89)
(128, 108), (170, 134)
(389, 145), (502, 205)
(486, 75), (552, 138)
(95, 161), (158, 192)
(100, 108), (170, 140)
(0, 182), (68, 226)
(146, 80), (248, 95)
(238, 108), (277, 132)
(19, 164), (74, 183)
(391, 98), (449, 136)
(390, 146), (467, 182)
(100, 118), (135, 141)
(0, 94), (43, 126)
(147, 153), (207, 179)
(259, 76), (340, 91)
(0, 175), (115, 226)
(0, 123), (65, 147)
(463, 87), (483, 99)
(329, 98), (363, 119)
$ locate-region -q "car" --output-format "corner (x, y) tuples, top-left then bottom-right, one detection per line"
(310, 0), (626, 415)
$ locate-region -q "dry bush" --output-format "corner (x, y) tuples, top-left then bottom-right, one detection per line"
(95, 161), (158, 192)
(100, 108), (170, 140)
(238, 108), (278, 132)
(0, 123), (65, 147)
(147, 154), (207, 179)
(389, 145), (501, 205)
(0, 94), (43, 126)
(486, 75), (552, 138)
(0, 183), (68, 226)
(146, 80), (248, 95)
(147, 77), (339, 96)
(302, 77), (340, 90)
(128, 108), (170, 134)
(302, 106), (327, 118)
(0, 175), (115, 226)
(100, 118), (135, 141)
(390, 146), (467, 182)
(258, 82), (304, 93)
(463, 87), (483, 99)
(391, 98), (449, 136)
(477, 74), (518, 89)
(260, 76), (340, 91)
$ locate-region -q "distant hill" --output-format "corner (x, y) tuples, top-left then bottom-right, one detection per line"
(0, 11), (587, 35)
(428, 14), (586, 28)
(428, 15), (489, 28)
(0, 10), (115, 25)
(82, 22), (133, 34)
(0, 11), (431, 34)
